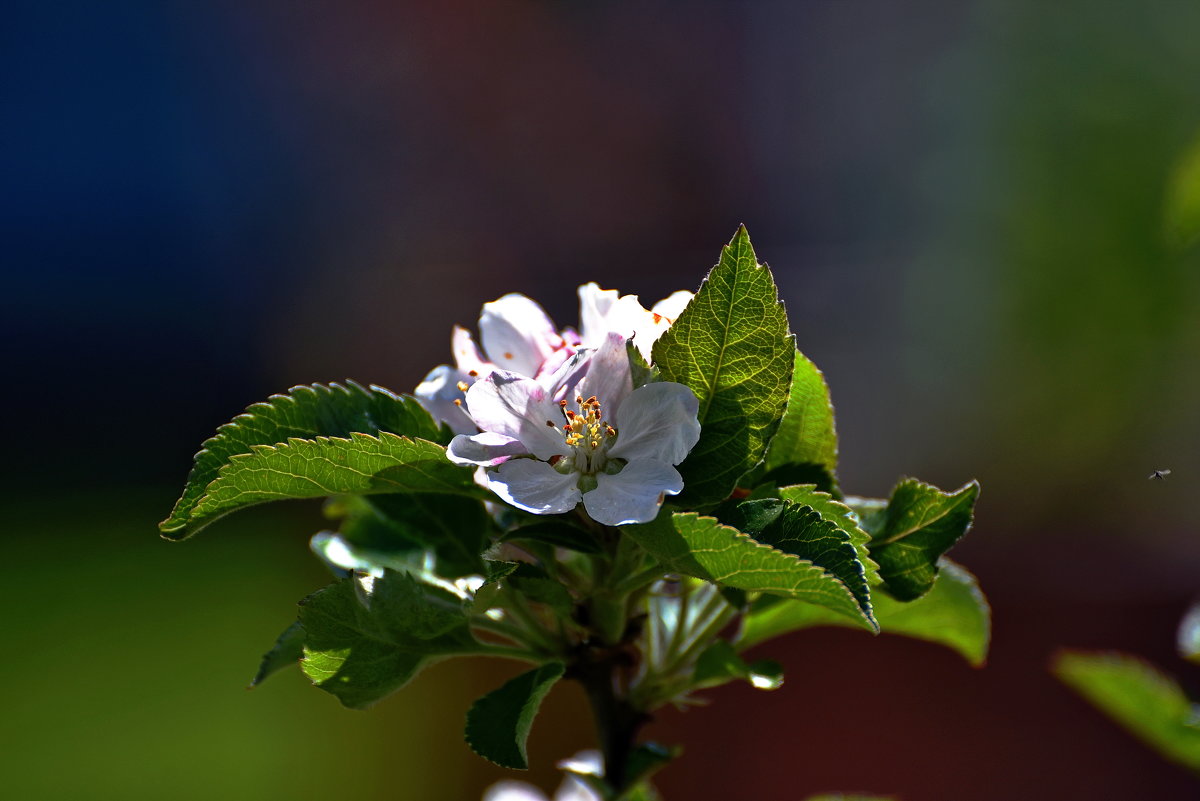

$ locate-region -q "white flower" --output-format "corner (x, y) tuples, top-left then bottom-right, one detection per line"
(483, 752), (604, 801)
(416, 294), (575, 434)
(447, 333), (700, 526)
(416, 286), (692, 434)
(577, 283), (692, 360)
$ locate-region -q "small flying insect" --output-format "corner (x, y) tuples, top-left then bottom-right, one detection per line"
(1148, 469), (1171, 480)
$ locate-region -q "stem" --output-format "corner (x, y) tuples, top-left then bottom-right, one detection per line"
(460, 644), (545, 662)
(575, 653), (649, 793)
(505, 592), (560, 654)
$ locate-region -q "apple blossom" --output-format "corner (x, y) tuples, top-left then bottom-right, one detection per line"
(447, 333), (700, 526)
(416, 286), (692, 434)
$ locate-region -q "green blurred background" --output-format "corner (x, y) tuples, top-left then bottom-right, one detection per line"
(4, 1), (1198, 798)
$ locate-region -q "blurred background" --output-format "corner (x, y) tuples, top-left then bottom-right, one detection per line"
(3, 0), (1198, 798)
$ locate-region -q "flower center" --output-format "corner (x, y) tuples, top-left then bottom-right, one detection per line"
(558, 395), (618, 475)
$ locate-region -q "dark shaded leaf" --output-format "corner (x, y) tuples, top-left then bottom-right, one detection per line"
(249, 621), (305, 687)
(464, 662), (566, 769)
(866, 479), (980, 601)
(299, 571), (478, 709)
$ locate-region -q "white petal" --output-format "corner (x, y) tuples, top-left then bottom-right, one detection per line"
(539, 347), (593, 401)
(413, 364), (476, 435)
(489, 459), (582, 515)
(650, 290), (693, 320)
(447, 431), (528, 466)
(451, 325), (492, 375)
(608, 382), (700, 465)
(479, 293), (561, 376)
(582, 459), (682, 525)
(464, 372), (570, 460)
(576, 332), (632, 417)
(623, 290), (693, 359)
(577, 283), (621, 346)
(483, 781), (549, 801)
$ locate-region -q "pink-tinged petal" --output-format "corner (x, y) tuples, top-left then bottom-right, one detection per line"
(577, 283), (622, 346)
(447, 431), (528, 467)
(479, 293), (561, 376)
(650, 290), (693, 321)
(451, 325), (492, 375)
(609, 382), (700, 465)
(489, 459), (582, 516)
(414, 364), (476, 435)
(576, 332), (633, 417)
(539, 348), (592, 402)
(583, 459), (682, 525)
(559, 327), (583, 348)
(464, 372), (570, 460)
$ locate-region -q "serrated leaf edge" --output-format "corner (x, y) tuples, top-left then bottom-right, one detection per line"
(160, 380), (443, 536)
(675, 512), (878, 631)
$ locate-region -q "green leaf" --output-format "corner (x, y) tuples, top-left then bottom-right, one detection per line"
(1054, 651), (1200, 772)
(249, 620), (305, 687)
(626, 512), (876, 631)
(763, 350), (838, 483)
(502, 520), (604, 554)
(160, 382), (447, 539)
(506, 563), (575, 618)
(349, 493), (491, 578)
(627, 338), (660, 389)
(777, 485), (879, 586)
(693, 640), (784, 691)
(738, 559), (991, 666)
(721, 499), (873, 625)
(866, 478), (980, 601)
(299, 570), (478, 709)
(464, 662), (566, 769)
(1178, 601), (1200, 665)
(182, 432), (479, 538)
(754, 463), (839, 497)
(652, 226), (795, 507)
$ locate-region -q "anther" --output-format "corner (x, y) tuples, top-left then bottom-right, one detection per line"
(546, 420), (556, 427)
(456, 381), (470, 392)
(453, 399), (462, 406)
(468, 370), (479, 377)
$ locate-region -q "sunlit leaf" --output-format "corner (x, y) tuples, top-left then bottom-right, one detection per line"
(1054, 650), (1200, 772)
(653, 225), (794, 507)
(184, 433), (478, 536)
(161, 382), (447, 538)
(738, 559), (990, 666)
(626, 512), (876, 630)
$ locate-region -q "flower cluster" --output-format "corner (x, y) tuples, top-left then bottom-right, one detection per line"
(417, 285), (700, 526)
